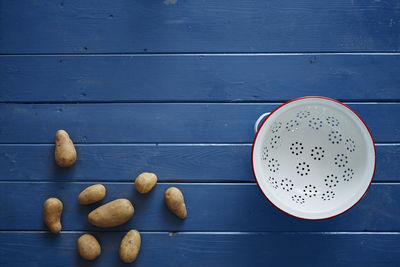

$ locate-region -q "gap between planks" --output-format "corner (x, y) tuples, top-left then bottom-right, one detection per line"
(1, 52), (400, 56)
(0, 143), (397, 146)
(0, 181), (396, 185)
(1, 101), (400, 104)
(1, 230), (399, 235)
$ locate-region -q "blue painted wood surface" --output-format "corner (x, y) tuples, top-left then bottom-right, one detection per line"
(1, 182), (400, 231)
(1, 55), (400, 102)
(1, 232), (400, 267)
(0, 103), (399, 143)
(0, 0), (399, 266)
(0, 0), (399, 53)
(0, 144), (398, 182)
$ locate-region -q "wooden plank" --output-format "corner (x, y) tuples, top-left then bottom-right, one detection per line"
(1, 183), (399, 231)
(0, 144), (397, 182)
(0, 232), (399, 266)
(1, 0), (400, 53)
(1, 54), (400, 102)
(0, 103), (399, 143)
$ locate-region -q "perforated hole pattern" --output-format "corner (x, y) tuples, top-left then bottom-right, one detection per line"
(290, 141), (304, 156)
(296, 162), (310, 176)
(268, 176), (279, 189)
(303, 185), (318, 198)
(326, 116), (339, 127)
(292, 195), (305, 204)
(343, 168), (354, 181)
(310, 146), (325, 160)
(267, 158), (280, 173)
(345, 138), (356, 153)
(259, 108), (360, 209)
(308, 117), (323, 130)
(280, 178), (294, 192)
(324, 174), (339, 188)
(269, 135), (281, 149)
(296, 110), (311, 119)
(328, 130), (342, 144)
(285, 119), (299, 132)
(334, 153), (348, 168)
(262, 146), (269, 161)
(271, 122), (282, 134)
(321, 190), (335, 201)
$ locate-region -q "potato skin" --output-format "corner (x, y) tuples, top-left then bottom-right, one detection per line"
(54, 130), (77, 167)
(135, 172), (157, 194)
(119, 230), (141, 263)
(88, 199), (134, 227)
(78, 184), (106, 205)
(43, 198), (63, 234)
(77, 234), (101, 260)
(165, 187), (187, 219)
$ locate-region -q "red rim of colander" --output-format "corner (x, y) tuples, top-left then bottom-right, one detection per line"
(251, 96), (377, 220)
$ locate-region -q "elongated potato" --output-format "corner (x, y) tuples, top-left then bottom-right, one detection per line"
(119, 230), (141, 263)
(77, 234), (101, 260)
(43, 197), (63, 234)
(88, 199), (134, 227)
(78, 184), (106, 205)
(165, 187), (187, 219)
(135, 172), (157, 194)
(54, 129), (77, 167)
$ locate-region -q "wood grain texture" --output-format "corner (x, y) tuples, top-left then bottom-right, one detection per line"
(1, 0), (400, 53)
(1, 54), (400, 102)
(0, 144), (397, 182)
(0, 103), (399, 143)
(0, 232), (399, 267)
(1, 183), (399, 231)
(0, 0), (399, 265)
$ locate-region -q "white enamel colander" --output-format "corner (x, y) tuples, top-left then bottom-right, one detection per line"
(252, 96), (376, 220)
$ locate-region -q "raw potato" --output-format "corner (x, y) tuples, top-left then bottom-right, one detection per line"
(77, 234), (101, 260)
(78, 184), (106, 205)
(54, 129), (77, 167)
(135, 172), (157, 194)
(88, 199), (134, 227)
(43, 198), (63, 234)
(165, 187), (187, 219)
(119, 230), (141, 263)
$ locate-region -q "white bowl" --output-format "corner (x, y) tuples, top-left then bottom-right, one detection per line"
(252, 96), (376, 220)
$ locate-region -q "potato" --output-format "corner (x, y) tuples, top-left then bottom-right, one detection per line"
(43, 198), (63, 234)
(54, 129), (77, 167)
(119, 230), (141, 263)
(165, 187), (187, 219)
(77, 234), (101, 260)
(88, 199), (134, 227)
(78, 184), (106, 205)
(135, 172), (157, 194)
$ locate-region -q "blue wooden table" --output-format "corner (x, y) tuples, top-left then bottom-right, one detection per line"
(1, 0), (400, 266)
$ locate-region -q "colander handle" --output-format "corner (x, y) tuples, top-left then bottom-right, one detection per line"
(254, 113), (270, 134)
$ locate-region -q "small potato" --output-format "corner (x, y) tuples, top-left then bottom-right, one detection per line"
(77, 234), (101, 260)
(54, 129), (77, 168)
(165, 187), (187, 219)
(43, 198), (63, 234)
(135, 172), (157, 194)
(119, 230), (141, 263)
(88, 199), (134, 228)
(78, 184), (106, 205)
